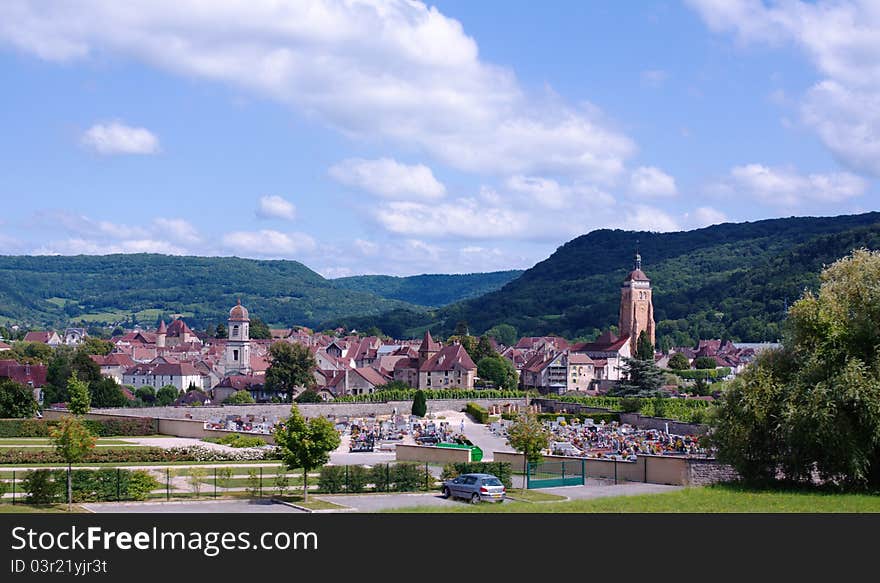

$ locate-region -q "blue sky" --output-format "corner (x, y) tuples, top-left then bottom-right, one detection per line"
(0, 1), (877, 277)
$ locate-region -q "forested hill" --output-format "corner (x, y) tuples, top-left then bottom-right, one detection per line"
(331, 270), (523, 307)
(0, 254), (422, 329)
(320, 212), (880, 344)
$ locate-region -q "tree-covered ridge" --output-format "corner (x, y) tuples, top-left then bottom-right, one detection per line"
(331, 270), (523, 307)
(0, 254), (422, 329)
(320, 212), (880, 343)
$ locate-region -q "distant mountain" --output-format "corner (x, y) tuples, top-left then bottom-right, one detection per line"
(331, 270), (523, 307)
(0, 254), (422, 330)
(320, 212), (880, 344)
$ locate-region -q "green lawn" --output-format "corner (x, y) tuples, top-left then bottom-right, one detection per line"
(505, 489), (567, 502)
(276, 495), (347, 511)
(0, 503), (87, 513)
(197, 475), (308, 488)
(387, 484), (880, 513)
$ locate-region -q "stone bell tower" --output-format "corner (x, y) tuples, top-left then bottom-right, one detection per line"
(225, 299), (251, 375)
(619, 250), (655, 355)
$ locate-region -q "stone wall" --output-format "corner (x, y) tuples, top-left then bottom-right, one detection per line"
(618, 413), (707, 436)
(89, 398), (528, 424)
(687, 458), (739, 486)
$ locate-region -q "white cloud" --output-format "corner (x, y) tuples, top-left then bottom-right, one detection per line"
(688, 0), (880, 176)
(80, 121), (160, 155)
(505, 175), (614, 209)
(153, 218), (200, 244)
(721, 163), (867, 207)
(689, 206), (728, 227)
(354, 239), (379, 257)
(34, 210), (148, 239)
(376, 198), (527, 239)
(222, 229), (316, 257)
(256, 195), (297, 221)
(329, 158), (446, 200)
(35, 238), (186, 255)
(0, 1), (634, 181)
(629, 166), (678, 197)
(617, 205), (681, 232)
(640, 69), (668, 88)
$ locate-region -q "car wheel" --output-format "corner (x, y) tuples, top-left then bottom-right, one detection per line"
(470, 493), (480, 505)
(441, 487), (450, 499)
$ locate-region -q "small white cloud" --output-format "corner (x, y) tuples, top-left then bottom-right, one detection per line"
(153, 218), (200, 244)
(619, 205), (681, 232)
(640, 69), (668, 88)
(689, 207), (728, 227)
(375, 198), (527, 239)
(727, 163), (866, 206)
(354, 239), (379, 257)
(630, 166), (678, 197)
(222, 229), (316, 257)
(329, 158), (446, 200)
(80, 121), (160, 155)
(35, 238), (186, 255)
(505, 175), (615, 209)
(256, 195), (297, 221)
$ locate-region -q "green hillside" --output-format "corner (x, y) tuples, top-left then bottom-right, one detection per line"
(331, 270), (523, 307)
(320, 212), (880, 344)
(0, 254), (423, 329)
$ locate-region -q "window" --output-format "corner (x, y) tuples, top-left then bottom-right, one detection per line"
(232, 325), (239, 337)
(233, 349), (239, 361)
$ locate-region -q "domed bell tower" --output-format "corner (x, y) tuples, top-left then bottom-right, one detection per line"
(619, 250), (655, 355)
(225, 299), (251, 375)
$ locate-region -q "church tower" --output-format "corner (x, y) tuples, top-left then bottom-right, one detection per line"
(619, 251), (655, 355)
(225, 299), (251, 375)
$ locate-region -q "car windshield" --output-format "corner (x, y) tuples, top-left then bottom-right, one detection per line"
(481, 478), (503, 486)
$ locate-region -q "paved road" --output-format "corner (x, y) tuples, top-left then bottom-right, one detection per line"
(82, 499), (305, 513)
(533, 480), (681, 500)
(314, 492), (508, 512)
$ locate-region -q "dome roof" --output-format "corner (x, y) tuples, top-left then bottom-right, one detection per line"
(229, 299), (249, 321)
(625, 268), (650, 282)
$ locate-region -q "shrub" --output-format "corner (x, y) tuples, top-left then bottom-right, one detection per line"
(127, 471), (160, 500)
(392, 463), (425, 492)
(619, 397), (643, 413)
(58, 469), (160, 502)
(466, 402), (489, 424)
(370, 464), (392, 492)
(347, 465), (369, 493)
(411, 390), (427, 417)
(318, 466), (345, 494)
(441, 462), (512, 489)
(0, 444), (275, 465)
(0, 417), (157, 438)
(204, 432), (267, 448)
(0, 479), (8, 499)
(22, 470), (62, 504)
(223, 390), (255, 405)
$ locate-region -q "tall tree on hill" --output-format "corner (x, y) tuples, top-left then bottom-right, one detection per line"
(636, 330), (654, 361)
(214, 323), (227, 339)
(472, 335), (497, 363)
(249, 317), (272, 339)
(485, 323), (517, 347)
(265, 342), (317, 401)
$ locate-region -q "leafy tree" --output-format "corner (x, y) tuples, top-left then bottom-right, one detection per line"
(67, 371), (91, 415)
(693, 356), (718, 370)
(485, 323), (517, 347)
(710, 249), (880, 488)
(294, 389), (322, 403)
(273, 407), (340, 502)
(0, 378), (38, 418)
(135, 386), (156, 404)
(215, 323), (227, 338)
(377, 380), (413, 391)
(249, 317), (272, 339)
(454, 320), (470, 336)
(78, 337), (113, 356)
(477, 356), (518, 390)
(51, 416), (96, 510)
(447, 334), (477, 357)
(155, 385), (179, 406)
(89, 378), (129, 408)
(668, 352), (690, 370)
(472, 335), (497, 363)
(610, 357), (665, 398)
(265, 342), (317, 400)
(636, 330), (654, 361)
(411, 389), (427, 417)
(224, 390), (255, 404)
(8, 341), (53, 364)
(507, 411), (549, 487)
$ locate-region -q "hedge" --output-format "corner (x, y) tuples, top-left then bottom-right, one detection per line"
(550, 395), (712, 423)
(0, 417), (158, 438)
(318, 463), (429, 493)
(670, 368), (731, 380)
(331, 389), (526, 403)
(17, 469), (158, 504)
(0, 445), (277, 465)
(536, 412), (620, 424)
(440, 462), (512, 489)
(466, 402), (489, 424)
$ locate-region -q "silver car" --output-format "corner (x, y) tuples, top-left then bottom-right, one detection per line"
(441, 473), (506, 504)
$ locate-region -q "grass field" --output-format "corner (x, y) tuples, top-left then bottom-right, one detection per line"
(0, 504), (87, 513)
(387, 484), (880, 513)
(0, 438), (132, 446)
(505, 490), (567, 502)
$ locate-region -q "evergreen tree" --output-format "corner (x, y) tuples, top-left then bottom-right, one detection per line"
(67, 371), (91, 415)
(636, 330), (654, 361)
(610, 356), (665, 398)
(472, 335), (497, 362)
(411, 389), (427, 417)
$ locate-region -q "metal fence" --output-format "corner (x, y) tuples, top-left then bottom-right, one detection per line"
(526, 459), (585, 489)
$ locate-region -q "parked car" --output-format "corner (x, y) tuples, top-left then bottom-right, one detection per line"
(441, 473), (506, 504)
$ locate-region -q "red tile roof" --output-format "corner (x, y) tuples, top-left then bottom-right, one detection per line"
(420, 344), (476, 372)
(418, 330), (441, 353)
(0, 361), (48, 387)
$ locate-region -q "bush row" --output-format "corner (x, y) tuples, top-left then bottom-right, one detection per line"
(331, 389), (526, 403)
(203, 433), (268, 448)
(550, 395), (711, 423)
(440, 462), (512, 489)
(0, 417), (158, 438)
(670, 368), (731, 380)
(466, 402), (489, 424)
(17, 469), (159, 504)
(0, 445), (277, 465)
(317, 463), (430, 493)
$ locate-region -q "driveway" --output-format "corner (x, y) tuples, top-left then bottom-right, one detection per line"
(313, 492), (504, 512)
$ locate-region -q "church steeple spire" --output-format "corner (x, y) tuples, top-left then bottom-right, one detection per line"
(634, 240), (641, 271)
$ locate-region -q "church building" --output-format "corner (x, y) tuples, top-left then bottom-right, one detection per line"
(224, 299), (252, 376)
